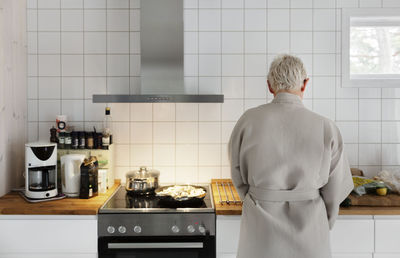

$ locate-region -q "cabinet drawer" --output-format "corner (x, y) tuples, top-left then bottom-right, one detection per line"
(0, 254), (97, 258)
(374, 254), (400, 258)
(332, 254), (372, 258)
(330, 219), (374, 253)
(375, 219), (400, 252)
(217, 216), (241, 254)
(0, 218), (97, 253)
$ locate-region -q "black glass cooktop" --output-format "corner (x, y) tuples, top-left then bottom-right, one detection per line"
(100, 185), (214, 213)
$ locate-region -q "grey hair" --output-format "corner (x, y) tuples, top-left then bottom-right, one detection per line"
(267, 54), (307, 92)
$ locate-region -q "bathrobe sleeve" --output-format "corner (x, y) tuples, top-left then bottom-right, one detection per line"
(228, 115), (249, 200)
(320, 123), (354, 229)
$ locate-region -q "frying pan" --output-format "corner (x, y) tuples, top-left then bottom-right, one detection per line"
(155, 185), (207, 207)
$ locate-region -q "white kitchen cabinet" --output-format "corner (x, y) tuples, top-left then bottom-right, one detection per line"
(330, 217), (374, 253)
(375, 217), (400, 253)
(217, 215), (241, 254)
(217, 215), (377, 258)
(0, 215), (97, 257)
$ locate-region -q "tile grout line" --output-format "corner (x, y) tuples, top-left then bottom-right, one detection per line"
(128, 0), (131, 172)
(59, 2), (62, 118)
(36, 3), (39, 140)
(82, 2), (85, 130)
(219, 0), (222, 179)
(197, 0), (200, 184)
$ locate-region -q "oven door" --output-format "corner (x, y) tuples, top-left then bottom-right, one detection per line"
(98, 235), (216, 258)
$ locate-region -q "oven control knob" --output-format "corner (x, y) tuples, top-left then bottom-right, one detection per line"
(187, 225), (195, 233)
(198, 225), (206, 234)
(118, 226), (127, 234)
(171, 225), (180, 233)
(133, 225), (142, 234)
(107, 226), (115, 234)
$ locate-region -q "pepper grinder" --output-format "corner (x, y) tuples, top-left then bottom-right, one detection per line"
(50, 126), (58, 143)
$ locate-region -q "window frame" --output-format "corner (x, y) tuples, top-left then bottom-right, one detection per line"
(342, 8), (400, 88)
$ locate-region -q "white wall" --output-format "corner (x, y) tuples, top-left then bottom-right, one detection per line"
(0, 0), (27, 196)
(26, 0), (400, 185)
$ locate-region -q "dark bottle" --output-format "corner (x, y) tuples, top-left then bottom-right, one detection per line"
(86, 132), (94, 149)
(78, 131), (85, 149)
(65, 132), (72, 149)
(80, 157), (98, 199)
(71, 131), (78, 149)
(50, 127), (57, 143)
(58, 132), (65, 149)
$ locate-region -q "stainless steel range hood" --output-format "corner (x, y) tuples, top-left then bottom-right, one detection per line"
(93, 0), (224, 103)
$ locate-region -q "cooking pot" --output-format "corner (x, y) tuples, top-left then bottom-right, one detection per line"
(125, 166), (160, 195)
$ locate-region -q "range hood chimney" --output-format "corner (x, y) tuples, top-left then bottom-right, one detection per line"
(93, 0), (224, 103)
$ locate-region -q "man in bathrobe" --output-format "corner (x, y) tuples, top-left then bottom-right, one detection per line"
(228, 54), (353, 258)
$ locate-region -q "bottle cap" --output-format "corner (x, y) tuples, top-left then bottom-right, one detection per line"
(105, 107), (111, 115)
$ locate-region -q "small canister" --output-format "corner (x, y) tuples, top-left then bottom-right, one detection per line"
(97, 133), (103, 149)
(78, 131), (85, 149)
(86, 132), (94, 149)
(71, 131), (78, 149)
(58, 132), (65, 149)
(64, 132), (71, 149)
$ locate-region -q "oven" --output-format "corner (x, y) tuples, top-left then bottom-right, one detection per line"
(98, 196), (216, 258)
(98, 235), (215, 258)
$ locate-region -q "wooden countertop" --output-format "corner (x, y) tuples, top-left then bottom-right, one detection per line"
(0, 181), (120, 215)
(211, 179), (400, 216)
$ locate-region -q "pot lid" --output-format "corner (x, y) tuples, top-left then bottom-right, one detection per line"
(126, 166), (160, 178)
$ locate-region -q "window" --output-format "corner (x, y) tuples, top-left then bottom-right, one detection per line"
(342, 9), (400, 87)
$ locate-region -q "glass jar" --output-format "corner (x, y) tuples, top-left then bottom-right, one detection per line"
(71, 131), (78, 149)
(78, 131), (85, 149)
(58, 132), (65, 149)
(64, 132), (72, 149)
(86, 132), (94, 149)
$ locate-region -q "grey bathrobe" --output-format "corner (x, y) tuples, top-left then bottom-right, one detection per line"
(228, 92), (353, 258)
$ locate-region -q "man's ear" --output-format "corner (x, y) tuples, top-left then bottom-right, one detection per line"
(301, 78), (310, 92)
(267, 80), (275, 95)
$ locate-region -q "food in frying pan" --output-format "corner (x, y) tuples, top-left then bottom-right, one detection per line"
(156, 185), (206, 199)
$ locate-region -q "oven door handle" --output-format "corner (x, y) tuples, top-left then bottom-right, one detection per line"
(108, 242), (204, 249)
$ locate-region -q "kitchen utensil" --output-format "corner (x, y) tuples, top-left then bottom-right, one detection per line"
(155, 185), (207, 207)
(61, 154), (86, 197)
(25, 142), (58, 199)
(56, 115), (67, 132)
(125, 166), (160, 195)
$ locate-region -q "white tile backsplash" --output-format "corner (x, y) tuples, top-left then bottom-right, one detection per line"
(268, 9), (289, 31)
(38, 10), (60, 31)
(61, 32), (83, 54)
(199, 9), (221, 31)
(290, 9), (312, 31)
(221, 9), (243, 31)
(244, 9), (266, 31)
(28, 0), (400, 183)
(61, 10), (83, 31)
(38, 32), (60, 54)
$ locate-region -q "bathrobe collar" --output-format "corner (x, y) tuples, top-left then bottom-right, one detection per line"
(271, 92), (304, 106)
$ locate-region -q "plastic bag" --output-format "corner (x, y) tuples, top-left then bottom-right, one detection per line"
(374, 170), (400, 193)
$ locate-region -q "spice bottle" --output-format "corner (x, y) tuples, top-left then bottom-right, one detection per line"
(78, 131), (85, 149)
(65, 132), (72, 149)
(86, 132), (94, 149)
(58, 132), (65, 149)
(50, 127), (57, 143)
(71, 131), (78, 149)
(102, 107), (113, 149)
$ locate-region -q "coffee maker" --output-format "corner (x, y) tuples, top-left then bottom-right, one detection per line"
(25, 142), (58, 199)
